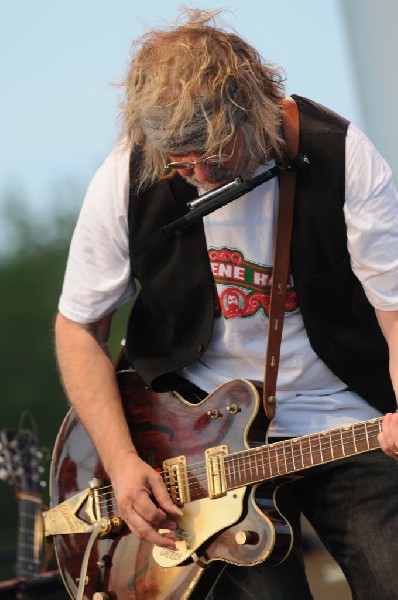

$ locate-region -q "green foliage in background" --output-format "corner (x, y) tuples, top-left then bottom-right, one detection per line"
(0, 189), (131, 581)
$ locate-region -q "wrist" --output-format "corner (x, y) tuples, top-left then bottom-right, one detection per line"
(104, 448), (140, 476)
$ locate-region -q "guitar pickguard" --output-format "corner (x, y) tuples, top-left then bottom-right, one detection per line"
(154, 488), (246, 567)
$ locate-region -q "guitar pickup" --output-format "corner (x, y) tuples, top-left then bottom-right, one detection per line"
(163, 456), (189, 507)
(206, 445), (228, 499)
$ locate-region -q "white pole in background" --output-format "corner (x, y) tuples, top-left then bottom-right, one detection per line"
(340, 0), (398, 182)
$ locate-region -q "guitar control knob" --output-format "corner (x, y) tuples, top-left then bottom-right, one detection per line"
(93, 593), (110, 600)
(235, 530), (259, 545)
(226, 403), (241, 414)
(207, 409), (221, 419)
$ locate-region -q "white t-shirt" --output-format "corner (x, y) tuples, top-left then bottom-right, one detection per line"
(59, 124), (398, 436)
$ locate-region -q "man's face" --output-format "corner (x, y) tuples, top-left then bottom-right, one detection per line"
(165, 132), (249, 191)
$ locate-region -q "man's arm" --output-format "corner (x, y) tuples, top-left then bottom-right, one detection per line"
(54, 312), (182, 548)
(375, 308), (398, 458)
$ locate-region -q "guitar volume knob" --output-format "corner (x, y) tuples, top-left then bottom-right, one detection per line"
(226, 403), (241, 414)
(207, 409), (221, 419)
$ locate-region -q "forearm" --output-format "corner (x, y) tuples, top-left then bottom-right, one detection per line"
(54, 312), (138, 474)
(55, 312), (181, 547)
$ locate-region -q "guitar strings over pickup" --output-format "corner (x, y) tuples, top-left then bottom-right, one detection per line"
(163, 456), (190, 506)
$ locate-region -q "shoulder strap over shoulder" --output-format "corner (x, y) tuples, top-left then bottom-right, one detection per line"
(262, 97), (300, 420)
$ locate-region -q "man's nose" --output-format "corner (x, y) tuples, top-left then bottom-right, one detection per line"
(189, 162), (214, 181)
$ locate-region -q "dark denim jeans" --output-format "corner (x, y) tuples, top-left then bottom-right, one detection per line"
(210, 449), (398, 599)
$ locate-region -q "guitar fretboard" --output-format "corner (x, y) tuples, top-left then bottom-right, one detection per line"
(224, 417), (383, 490)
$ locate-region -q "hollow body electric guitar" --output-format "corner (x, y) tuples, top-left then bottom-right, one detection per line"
(45, 368), (383, 600)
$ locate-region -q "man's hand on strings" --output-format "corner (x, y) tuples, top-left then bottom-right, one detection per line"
(109, 452), (183, 549)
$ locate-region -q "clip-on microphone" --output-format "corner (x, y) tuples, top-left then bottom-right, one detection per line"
(161, 154), (309, 236)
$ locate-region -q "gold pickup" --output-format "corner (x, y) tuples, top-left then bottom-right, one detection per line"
(163, 455), (189, 506)
(205, 444), (228, 498)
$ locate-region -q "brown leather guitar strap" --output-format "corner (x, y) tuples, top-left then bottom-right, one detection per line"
(262, 97), (300, 420)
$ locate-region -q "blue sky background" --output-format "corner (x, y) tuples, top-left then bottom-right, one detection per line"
(0, 0), (362, 226)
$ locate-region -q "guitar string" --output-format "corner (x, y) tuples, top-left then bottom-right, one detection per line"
(94, 421), (382, 513)
(103, 420), (383, 492)
(96, 419), (384, 497)
(96, 436), (383, 515)
(170, 418), (383, 487)
(93, 417), (382, 497)
(96, 421), (383, 507)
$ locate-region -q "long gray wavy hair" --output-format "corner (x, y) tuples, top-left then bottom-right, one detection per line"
(119, 8), (286, 189)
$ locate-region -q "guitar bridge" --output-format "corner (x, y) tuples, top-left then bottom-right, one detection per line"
(206, 445), (228, 498)
(163, 456), (189, 507)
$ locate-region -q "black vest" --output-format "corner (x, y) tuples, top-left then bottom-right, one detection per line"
(125, 95), (395, 414)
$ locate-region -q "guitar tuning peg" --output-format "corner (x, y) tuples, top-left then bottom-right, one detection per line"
(0, 467), (8, 480)
(40, 480), (47, 488)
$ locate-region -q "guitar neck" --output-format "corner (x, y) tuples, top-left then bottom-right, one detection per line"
(16, 493), (43, 578)
(224, 416), (383, 490)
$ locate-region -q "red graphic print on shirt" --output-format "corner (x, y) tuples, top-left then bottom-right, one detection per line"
(209, 248), (299, 320)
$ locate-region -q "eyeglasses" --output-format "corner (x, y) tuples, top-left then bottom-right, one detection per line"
(164, 154), (231, 173)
